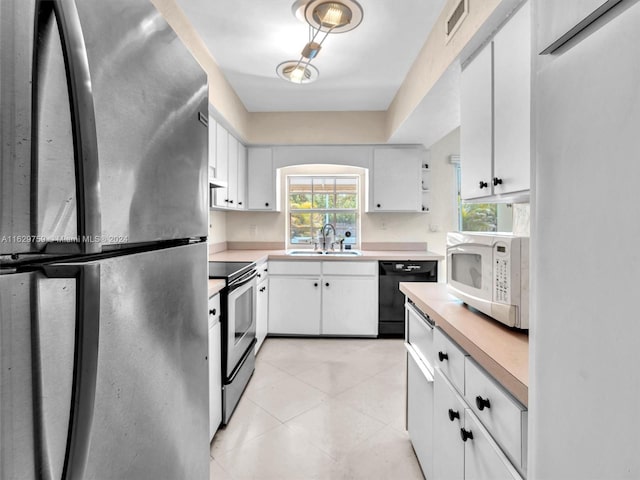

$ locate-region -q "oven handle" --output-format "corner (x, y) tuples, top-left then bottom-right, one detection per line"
(228, 269), (257, 293)
(226, 339), (257, 383)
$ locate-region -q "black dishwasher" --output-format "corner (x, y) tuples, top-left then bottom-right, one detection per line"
(378, 261), (438, 337)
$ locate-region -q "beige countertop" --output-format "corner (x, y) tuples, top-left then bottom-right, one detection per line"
(208, 279), (226, 298)
(399, 282), (528, 406)
(208, 249), (444, 263)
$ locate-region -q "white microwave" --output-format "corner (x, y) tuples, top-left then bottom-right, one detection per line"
(446, 232), (529, 329)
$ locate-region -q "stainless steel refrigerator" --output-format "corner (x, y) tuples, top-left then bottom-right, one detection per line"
(1, 0), (210, 478)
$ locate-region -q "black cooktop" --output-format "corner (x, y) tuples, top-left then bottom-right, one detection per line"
(208, 261), (255, 283)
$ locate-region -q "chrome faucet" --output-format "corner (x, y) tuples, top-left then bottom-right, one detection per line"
(319, 223), (336, 251)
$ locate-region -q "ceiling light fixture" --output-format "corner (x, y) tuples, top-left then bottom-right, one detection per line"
(278, 0), (363, 84)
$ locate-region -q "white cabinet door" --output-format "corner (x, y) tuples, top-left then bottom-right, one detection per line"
(371, 148), (422, 212)
(214, 123), (229, 208)
(227, 135), (238, 208)
(464, 410), (524, 480)
(407, 346), (434, 480)
(268, 276), (321, 335)
(433, 369), (465, 480)
(493, 2), (531, 195)
(236, 143), (247, 210)
(321, 275), (378, 336)
(460, 42), (493, 200)
(256, 277), (268, 352)
(247, 147), (277, 210)
(208, 291), (222, 441)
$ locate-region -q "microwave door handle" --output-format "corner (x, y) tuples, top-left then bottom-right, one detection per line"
(41, 263), (100, 480)
(43, 0), (102, 255)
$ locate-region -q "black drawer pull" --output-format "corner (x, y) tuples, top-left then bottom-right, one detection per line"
(448, 409), (460, 422)
(438, 351), (448, 362)
(460, 428), (473, 442)
(325, 282), (330, 287)
(475, 396), (491, 411)
(209, 308), (217, 316)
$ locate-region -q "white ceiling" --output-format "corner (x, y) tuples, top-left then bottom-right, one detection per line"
(177, 0), (447, 112)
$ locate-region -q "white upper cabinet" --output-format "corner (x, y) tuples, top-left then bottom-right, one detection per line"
(493, 1), (531, 196)
(211, 121), (248, 211)
(460, 1), (531, 201)
(247, 147), (279, 211)
(371, 148), (423, 212)
(460, 42), (493, 200)
(213, 123), (229, 208)
(227, 135), (238, 208)
(236, 143), (247, 210)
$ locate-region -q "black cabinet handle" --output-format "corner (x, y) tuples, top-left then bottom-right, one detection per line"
(224, 199), (229, 203)
(314, 282), (318, 287)
(460, 428), (474, 442)
(438, 351), (448, 362)
(264, 268), (268, 273)
(325, 282), (330, 287)
(448, 409), (460, 422)
(257, 273), (262, 278)
(259, 286), (266, 293)
(209, 308), (217, 316)
(475, 395), (491, 411)
(229, 200), (234, 204)
(238, 201), (243, 206)
(479, 181), (488, 189)
(493, 177), (503, 186)
(265, 202), (270, 207)
(376, 203), (381, 208)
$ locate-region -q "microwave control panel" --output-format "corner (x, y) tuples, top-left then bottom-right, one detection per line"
(494, 243), (510, 303)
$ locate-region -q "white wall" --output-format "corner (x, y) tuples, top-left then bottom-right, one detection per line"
(222, 128), (460, 257)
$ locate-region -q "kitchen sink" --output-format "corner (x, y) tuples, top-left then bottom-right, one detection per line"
(287, 250), (362, 256)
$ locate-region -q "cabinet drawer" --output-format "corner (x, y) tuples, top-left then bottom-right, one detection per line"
(322, 261), (377, 276)
(465, 357), (527, 470)
(464, 409), (524, 480)
(256, 260), (269, 282)
(208, 293), (221, 329)
(406, 302), (435, 368)
(434, 328), (467, 394)
(268, 261), (321, 276)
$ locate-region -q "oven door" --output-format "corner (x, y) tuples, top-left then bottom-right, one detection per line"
(225, 270), (257, 378)
(446, 244), (493, 303)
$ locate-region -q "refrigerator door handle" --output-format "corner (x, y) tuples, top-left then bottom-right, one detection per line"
(41, 0), (102, 255)
(41, 264), (100, 480)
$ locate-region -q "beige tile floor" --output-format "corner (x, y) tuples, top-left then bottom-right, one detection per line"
(210, 337), (425, 480)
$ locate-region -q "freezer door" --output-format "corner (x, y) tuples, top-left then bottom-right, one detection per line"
(83, 243), (209, 479)
(0, 266), (100, 480)
(0, 0), (207, 258)
(0, 243), (208, 479)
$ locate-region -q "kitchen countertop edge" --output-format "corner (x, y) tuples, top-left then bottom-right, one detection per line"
(209, 249), (444, 263)
(400, 282), (528, 406)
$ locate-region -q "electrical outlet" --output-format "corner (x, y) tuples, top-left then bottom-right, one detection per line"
(381, 221), (387, 230)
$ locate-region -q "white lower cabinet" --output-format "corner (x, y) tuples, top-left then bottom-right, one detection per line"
(255, 261), (269, 352)
(268, 261), (378, 336)
(406, 303), (527, 480)
(434, 369), (523, 480)
(268, 276), (321, 335)
(434, 368), (466, 480)
(406, 344), (434, 480)
(321, 275), (377, 336)
(208, 294), (222, 441)
(464, 409), (524, 480)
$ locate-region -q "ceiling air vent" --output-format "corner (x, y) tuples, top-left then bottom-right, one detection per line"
(445, 0), (468, 41)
